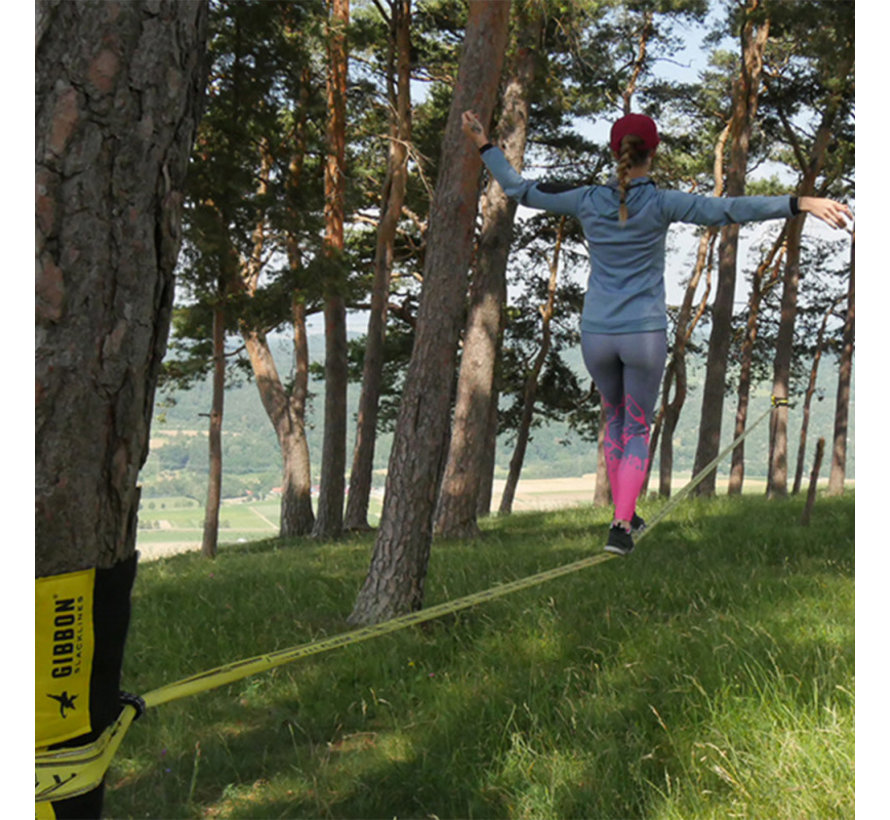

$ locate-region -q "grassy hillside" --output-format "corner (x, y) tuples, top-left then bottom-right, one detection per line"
(107, 492), (853, 819)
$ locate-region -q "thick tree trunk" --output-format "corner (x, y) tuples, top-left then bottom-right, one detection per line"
(35, 2), (208, 816)
(345, 0), (412, 531)
(828, 231), (854, 495)
(36, 0), (208, 571)
(201, 299), (226, 558)
(349, 0), (511, 625)
(314, 0), (350, 538)
(692, 7), (769, 497)
(435, 11), (542, 538)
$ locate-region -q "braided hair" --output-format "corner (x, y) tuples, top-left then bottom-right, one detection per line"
(616, 133), (652, 225)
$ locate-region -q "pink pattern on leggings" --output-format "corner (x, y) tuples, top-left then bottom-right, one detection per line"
(610, 392), (651, 522)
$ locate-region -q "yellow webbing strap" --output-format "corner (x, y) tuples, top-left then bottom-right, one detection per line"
(35, 704), (138, 804)
(36, 404), (773, 805)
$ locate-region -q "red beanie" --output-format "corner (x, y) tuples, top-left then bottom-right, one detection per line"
(610, 113), (660, 154)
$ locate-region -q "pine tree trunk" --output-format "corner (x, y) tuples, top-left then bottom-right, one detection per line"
(593, 405), (612, 507)
(767, 219), (805, 498)
(728, 233), (786, 495)
(35, 2), (208, 816)
(279, 71), (315, 535)
(800, 437), (825, 526)
(243, 328), (315, 535)
(768, 52), (852, 498)
(657, 123), (726, 498)
(499, 218), (564, 516)
(36, 0), (208, 571)
(435, 12), (541, 538)
(314, 0), (350, 538)
(828, 231), (854, 495)
(476, 388), (501, 516)
(792, 295), (839, 494)
(345, 0), (412, 531)
(240, 142), (315, 536)
(285, 296), (316, 531)
(348, 0), (511, 625)
(692, 7), (769, 497)
(201, 298), (226, 558)
(659, 228), (717, 497)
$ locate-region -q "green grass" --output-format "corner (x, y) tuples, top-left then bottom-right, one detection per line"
(106, 493), (854, 819)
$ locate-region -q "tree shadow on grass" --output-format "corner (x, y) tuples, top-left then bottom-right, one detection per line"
(108, 494), (853, 818)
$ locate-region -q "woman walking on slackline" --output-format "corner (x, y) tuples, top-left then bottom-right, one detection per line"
(462, 110), (852, 556)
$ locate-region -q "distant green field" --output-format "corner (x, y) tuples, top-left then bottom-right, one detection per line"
(136, 496), (383, 557)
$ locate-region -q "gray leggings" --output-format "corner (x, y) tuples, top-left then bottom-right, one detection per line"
(581, 330), (666, 521)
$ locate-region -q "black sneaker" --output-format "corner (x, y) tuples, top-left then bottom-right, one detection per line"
(630, 512), (646, 535)
(605, 523), (634, 556)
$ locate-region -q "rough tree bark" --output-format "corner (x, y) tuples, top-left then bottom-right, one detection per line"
(345, 0), (412, 531)
(348, 0), (511, 625)
(35, 2), (208, 816)
(36, 0), (208, 570)
(692, 4), (769, 496)
(828, 230), (854, 495)
(314, 0), (350, 538)
(435, 10), (542, 538)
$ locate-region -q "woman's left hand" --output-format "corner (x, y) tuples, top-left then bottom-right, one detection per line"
(462, 110), (489, 148)
(799, 196), (854, 230)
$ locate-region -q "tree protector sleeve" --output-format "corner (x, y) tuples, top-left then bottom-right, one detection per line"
(35, 554), (138, 819)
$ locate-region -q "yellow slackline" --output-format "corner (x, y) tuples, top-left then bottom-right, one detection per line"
(36, 403), (775, 805)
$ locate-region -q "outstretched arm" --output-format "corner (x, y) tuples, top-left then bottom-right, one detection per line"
(461, 110), (585, 216)
(662, 189), (853, 231)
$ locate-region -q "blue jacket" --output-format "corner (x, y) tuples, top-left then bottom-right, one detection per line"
(480, 144), (797, 334)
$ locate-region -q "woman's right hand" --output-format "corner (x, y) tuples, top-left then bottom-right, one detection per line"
(799, 196), (854, 230)
(462, 110), (489, 148)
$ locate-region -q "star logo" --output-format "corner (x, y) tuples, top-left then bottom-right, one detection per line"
(47, 691), (78, 719)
